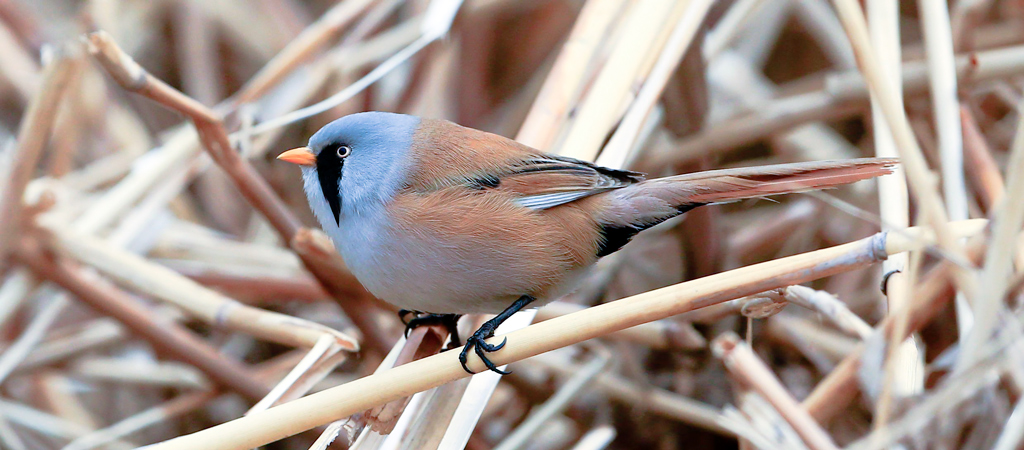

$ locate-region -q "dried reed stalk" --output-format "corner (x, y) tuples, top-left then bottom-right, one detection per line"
(42, 221), (358, 350)
(830, 0), (967, 280)
(15, 241), (270, 402)
(866, 0), (923, 421)
(960, 105), (1005, 210)
(558, 0), (676, 160)
(714, 333), (838, 450)
(803, 236), (987, 422)
(964, 100), (1024, 368)
(0, 48), (77, 263)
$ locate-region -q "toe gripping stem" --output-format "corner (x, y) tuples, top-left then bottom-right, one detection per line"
(458, 295), (535, 375)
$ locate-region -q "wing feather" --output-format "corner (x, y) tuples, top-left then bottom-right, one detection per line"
(499, 156), (644, 209)
(405, 119), (644, 209)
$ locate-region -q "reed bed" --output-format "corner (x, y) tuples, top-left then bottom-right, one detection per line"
(0, 1), (1021, 449)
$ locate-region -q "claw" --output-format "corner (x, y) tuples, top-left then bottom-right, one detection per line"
(458, 330), (510, 374)
(478, 337), (506, 352)
(474, 339), (509, 375)
(455, 295), (535, 375)
(398, 312), (463, 347)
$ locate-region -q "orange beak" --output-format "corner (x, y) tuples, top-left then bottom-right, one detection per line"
(277, 147), (316, 166)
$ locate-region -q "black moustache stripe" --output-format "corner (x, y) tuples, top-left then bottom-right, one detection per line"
(316, 147), (343, 225)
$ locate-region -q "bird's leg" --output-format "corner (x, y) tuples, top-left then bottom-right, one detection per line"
(459, 295), (535, 375)
(397, 309), (421, 328)
(400, 311), (463, 348)
(438, 314), (463, 349)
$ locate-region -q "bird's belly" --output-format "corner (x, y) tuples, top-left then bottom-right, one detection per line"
(332, 215), (538, 314)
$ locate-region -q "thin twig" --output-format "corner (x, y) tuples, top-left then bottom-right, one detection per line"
(15, 240), (271, 402)
(714, 333), (839, 450)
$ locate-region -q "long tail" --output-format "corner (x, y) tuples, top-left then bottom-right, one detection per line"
(649, 157), (898, 204)
(594, 158), (897, 256)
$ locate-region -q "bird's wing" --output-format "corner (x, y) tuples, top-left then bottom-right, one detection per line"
(485, 155), (645, 210)
(403, 119), (643, 209)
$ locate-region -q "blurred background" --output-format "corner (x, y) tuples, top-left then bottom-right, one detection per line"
(0, 0), (1022, 449)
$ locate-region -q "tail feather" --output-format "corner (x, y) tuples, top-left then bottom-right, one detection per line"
(593, 158), (896, 257)
(654, 157), (898, 204)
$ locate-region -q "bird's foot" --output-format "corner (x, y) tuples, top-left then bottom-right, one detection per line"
(397, 311), (463, 348)
(456, 295), (535, 375)
(459, 321), (509, 375)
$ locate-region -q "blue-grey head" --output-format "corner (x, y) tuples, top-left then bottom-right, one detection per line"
(277, 112), (421, 228)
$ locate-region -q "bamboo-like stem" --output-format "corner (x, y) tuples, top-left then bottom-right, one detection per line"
(960, 105), (1005, 210)
(782, 286), (872, 339)
(830, 0), (968, 286)
(532, 355), (733, 435)
(704, 0), (767, 59)
(0, 292), (67, 384)
(568, 426), (616, 450)
(535, 301), (706, 350)
(69, 357), (208, 389)
(845, 347), (1008, 450)
(14, 241), (270, 402)
(0, 268), (35, 330)
(714, 333), (838, 450)
(230, 0), (378, 105)
(919, 0), (969, 224)
(184, 272), (327, 304)
(493, 350), (610, 450)
(866, 0), (923, 417)
(0, 399), (133, 448)
(39, 373), (105, 431)
(249, 0), (461, 136)
(648, 44), (1024, 167)
(85, 31), (299, 238)
(64, 353), (296, 450)
(875, 248), (924, 428)
(362, 326), (446, 435)
(145, 220), (986, 450)
(950, 0), (993, 52)
(516, 0), (625, 150)
(917, 4), (974, 386)
(557, 0), (676, 161)
(802, 236), (987, 422)
(42, 221), (359, 351)
(0, 47), (77, 263)
(248, 335), (348, 413)
(963, 100), (1024, 369)
(0, 412), (26, 450)
(766, 314), (857, 364)
(793, 0), (855, 69)
(596, 0), (714, 168)
(69, 128), (197, 235)
(0, 20), (40, 103)
(64, 390), (218, 450)
(16, 319), (125, 373)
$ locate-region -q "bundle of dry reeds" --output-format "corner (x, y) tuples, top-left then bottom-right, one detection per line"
(0, 0), (1023, 449)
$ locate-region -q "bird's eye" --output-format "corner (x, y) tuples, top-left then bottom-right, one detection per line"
(336, 145), (351, 159)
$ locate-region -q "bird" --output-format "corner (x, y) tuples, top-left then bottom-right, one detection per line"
(277, 111), (896, 374)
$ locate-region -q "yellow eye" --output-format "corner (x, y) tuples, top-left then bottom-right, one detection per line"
(336, 145), (351, 158)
